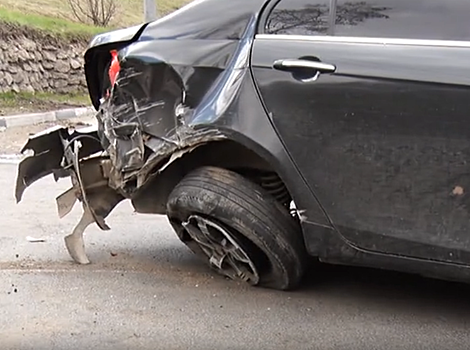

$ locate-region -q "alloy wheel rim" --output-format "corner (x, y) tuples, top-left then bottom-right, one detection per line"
(181, 215), (260, 285)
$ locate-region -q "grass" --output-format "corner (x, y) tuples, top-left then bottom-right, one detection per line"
(0, 8), (106, 38)
(0, 91), (91, 116)
(0, 0), (192, 37)
(0, 91), (90, 109)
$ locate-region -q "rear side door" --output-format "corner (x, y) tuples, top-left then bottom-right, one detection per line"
(251, 0), (470, 264)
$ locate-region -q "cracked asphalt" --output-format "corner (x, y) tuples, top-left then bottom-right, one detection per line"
(1, 124), (470, 350)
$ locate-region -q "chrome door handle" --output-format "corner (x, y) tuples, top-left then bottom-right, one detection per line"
(273, 59), (336, 73)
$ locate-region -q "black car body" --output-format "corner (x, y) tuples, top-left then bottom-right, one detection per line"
(16, 0), (470, 290)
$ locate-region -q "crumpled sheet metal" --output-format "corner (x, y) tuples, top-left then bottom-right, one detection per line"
(95, 59), (229, 192)
(136, 126), (227, 189)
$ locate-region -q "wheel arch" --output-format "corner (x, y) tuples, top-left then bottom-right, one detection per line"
(131, 137), (300, 218)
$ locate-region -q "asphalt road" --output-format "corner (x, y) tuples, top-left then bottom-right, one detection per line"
(1, 161), (470, 350)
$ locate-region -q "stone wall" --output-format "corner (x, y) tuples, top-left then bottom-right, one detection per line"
(0, 23), (89, 94)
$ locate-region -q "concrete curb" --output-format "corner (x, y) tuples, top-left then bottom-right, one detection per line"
(0, 106), (95, 129)
(0, 154), (23, 164)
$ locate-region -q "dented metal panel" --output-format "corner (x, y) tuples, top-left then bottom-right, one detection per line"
(91, 12), (261, 195)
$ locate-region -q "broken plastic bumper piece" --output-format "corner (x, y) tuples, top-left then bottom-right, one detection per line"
(15, 125), (124, 264)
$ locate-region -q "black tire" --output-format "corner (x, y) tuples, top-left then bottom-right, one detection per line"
(166, 166), (307, 290)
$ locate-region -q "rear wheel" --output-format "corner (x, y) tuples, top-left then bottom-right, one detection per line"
(166, 166), (307, 290)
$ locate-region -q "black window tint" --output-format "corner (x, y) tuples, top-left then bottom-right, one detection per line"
(334, 0), (470, 41)
(265, 0), (331, 35)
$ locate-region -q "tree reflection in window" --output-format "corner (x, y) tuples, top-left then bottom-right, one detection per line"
(266, 1), (390, 35)
(266, 4), (329, 35)
(336, 2), (389, 26)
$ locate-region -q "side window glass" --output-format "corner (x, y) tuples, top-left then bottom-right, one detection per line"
(334, 0), (470, 41)
(265, 0), (331, 35)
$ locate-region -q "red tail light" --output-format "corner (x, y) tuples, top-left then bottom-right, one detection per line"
(109, 50), (120, 87)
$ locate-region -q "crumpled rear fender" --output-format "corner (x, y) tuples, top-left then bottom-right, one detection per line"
(92, 35), (243, 193)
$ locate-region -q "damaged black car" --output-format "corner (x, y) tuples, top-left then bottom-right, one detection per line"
(15, 0), (470, 290)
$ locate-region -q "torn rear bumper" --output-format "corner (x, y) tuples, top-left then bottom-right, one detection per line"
(16, 125), (125, 264)
(16, 125), (100, 202)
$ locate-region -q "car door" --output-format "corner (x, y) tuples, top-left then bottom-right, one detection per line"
(251, 0), (470, 264)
